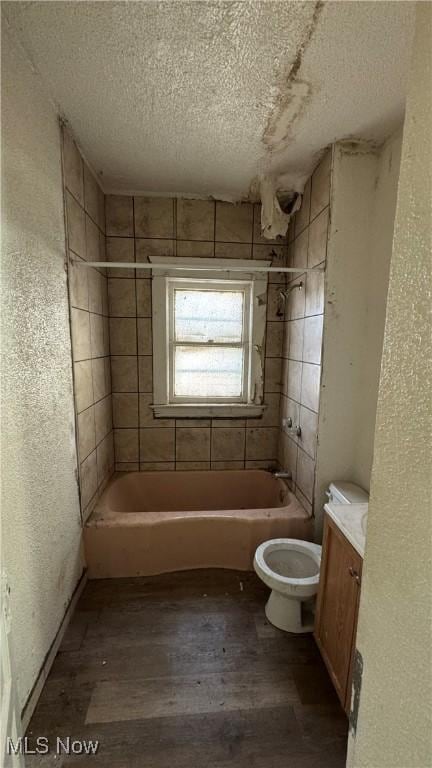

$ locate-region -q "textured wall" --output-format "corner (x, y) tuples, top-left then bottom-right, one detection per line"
(64, 127), (115, 522)
(278, 150), (330, 514)
(105, 197), (286, 472)
(1, 26), (83, 711)
(350, 5), (432, 766)
(314, 136), (402, 533)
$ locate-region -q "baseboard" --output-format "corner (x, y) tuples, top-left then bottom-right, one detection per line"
(20, 568), (87, 733)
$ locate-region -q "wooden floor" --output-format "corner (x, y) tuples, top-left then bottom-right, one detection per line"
(26, 571), (347, 767)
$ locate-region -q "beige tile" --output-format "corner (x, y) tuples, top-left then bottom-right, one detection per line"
(253, 203), (285, 245)
(80, 450), (97, 509)
(298, 405), (318, 459)
(296, 447), (315, 502)
(107, 237), (135, 278)
(177, 240), (214, 258)
(264, 357), (282, 393)
(63, 129), (83, 204)
(136, 238), (175, 264)
(249, 392), (280, 428)
(278, 433), (297, 482)
(175, 427), (210, 461)
(211, 460), (245, 470)
(287, 360), (302, 402)
(139, 393), (174, 427)
(90, 313), (104, 358)
(96, 432), (114, 486)
(108, 278), (136, 317)
(95, 396), (112, 443)
(214, 242), (251, 259)
(138, 356), (153, 393)
(113, 393), (138, 428)
(281, 357), (289, 396)
(287, 218), (296, 244)
(101, 275), (109, 316)
(140, 462), (174, 471)
(246, 427), (279, 460)
(114, 429), (139, 462)
(92, 357), (107, 402)
(265, 322), (283, 358)
(74, 360), (93, 413)
(245, 460), (277, 470)
(211, 419), (243, 428)
(116, 462), (139, 472)
(137, 318), (152, 355)
(88, 268), (103, 315)
(303, 315), (323, 364)
(295, 486), (312, 515)
(282, 320), (290, 359)
(310, 149), (331, 220)
(103, 316), (110, 356)
(69, 257), (89, 311)
(98, 185), (105, 233)
(71, 308), (91, 361)
(83, 164), (100, 225)
(111, 356), (138, 392)
(267, 284), (284, 322)
(308, 208), (328, 268)
(301, 363), (320, 412)
(176, 462), (210, 470)
(105, 195), (134, 236)
(85, 214), (100, 263)
(177, 199), (214, 241)
(288, 319), (304, 361)
(140, 428), (175, 462)
(66, 191), (86, 258)
(211, 428), (245, 461)
(134, 197), (174, 238)
(77, 406), (96, 461)
(109, 318), (137, 355)
(295, 178), (311, 236)
(136, 280), (151, 317)
(253, 244), (286, 275)
(293, 228), (308, 270)
(305, 269), (325, 317)
(104, 357), (112, 393)
(177, 419), (211, 427)
(215, 202), (253, 243)
(288, 278), (306, 320)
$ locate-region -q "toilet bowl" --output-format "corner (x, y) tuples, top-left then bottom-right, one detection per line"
(254, 538), (322, 633)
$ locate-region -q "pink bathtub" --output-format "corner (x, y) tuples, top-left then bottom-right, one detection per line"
(84, 470), (313, 578)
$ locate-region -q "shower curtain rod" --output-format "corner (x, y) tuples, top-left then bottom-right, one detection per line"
(71, 260), (323, 274)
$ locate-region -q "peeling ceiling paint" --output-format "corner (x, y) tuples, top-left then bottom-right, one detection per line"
(3, 1), (414, 200)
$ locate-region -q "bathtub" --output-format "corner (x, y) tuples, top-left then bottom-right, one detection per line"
(84, 470), (313, 578)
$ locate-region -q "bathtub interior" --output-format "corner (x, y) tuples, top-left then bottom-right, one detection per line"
(105, 470), (290, 513)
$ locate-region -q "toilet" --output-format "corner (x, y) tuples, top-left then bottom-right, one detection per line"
(254, 538), (322, 633)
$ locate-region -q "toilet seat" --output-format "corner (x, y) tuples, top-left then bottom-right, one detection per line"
(254, 538), (322, 616)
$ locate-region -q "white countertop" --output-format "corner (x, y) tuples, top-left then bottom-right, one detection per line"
(324, 502), (368, 558)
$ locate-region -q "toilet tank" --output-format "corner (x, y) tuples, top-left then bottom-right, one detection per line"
(327, 482), (369, 504)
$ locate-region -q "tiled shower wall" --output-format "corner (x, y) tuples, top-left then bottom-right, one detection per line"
(105, 197), (287, 471)
(63, 128), (114, 521)
(278, 149), (331, 514)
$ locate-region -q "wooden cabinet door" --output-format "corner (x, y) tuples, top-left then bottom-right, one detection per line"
(314, 515), (362, 712)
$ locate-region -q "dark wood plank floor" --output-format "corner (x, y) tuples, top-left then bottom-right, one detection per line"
(25, 571), (347, 767)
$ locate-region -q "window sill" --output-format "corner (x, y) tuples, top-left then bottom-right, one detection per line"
(151, 404), (266, 418)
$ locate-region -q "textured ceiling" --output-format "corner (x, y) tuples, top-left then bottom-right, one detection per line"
(3, 1), (414, 200)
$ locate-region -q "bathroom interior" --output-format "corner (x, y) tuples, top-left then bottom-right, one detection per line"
(1, 2), (431, 767)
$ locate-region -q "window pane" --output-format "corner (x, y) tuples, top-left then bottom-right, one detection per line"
(174, 289), (244, 343)
(174, 346), (244, 398)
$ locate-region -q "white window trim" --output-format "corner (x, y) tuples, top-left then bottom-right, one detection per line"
(151, 257), (269, 418)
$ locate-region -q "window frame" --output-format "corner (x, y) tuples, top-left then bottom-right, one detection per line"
(151, 257), (269, 418)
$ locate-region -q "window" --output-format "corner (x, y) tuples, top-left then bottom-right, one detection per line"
(151, 258), (268, 418)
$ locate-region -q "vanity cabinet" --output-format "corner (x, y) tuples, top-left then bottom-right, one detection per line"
(314, 513), (362, 714)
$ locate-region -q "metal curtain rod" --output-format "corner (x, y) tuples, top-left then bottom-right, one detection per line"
(71, 260), (323, 274)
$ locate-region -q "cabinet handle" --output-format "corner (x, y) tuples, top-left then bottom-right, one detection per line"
(349, 566), (361, 586)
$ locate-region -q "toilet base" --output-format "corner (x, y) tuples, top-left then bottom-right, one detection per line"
(265, 590), (314, 634)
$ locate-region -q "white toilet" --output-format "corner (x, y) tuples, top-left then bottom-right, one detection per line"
(254, 538), (322, 633)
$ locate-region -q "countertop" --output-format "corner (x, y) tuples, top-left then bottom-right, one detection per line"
(324, 502), (368, 558)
